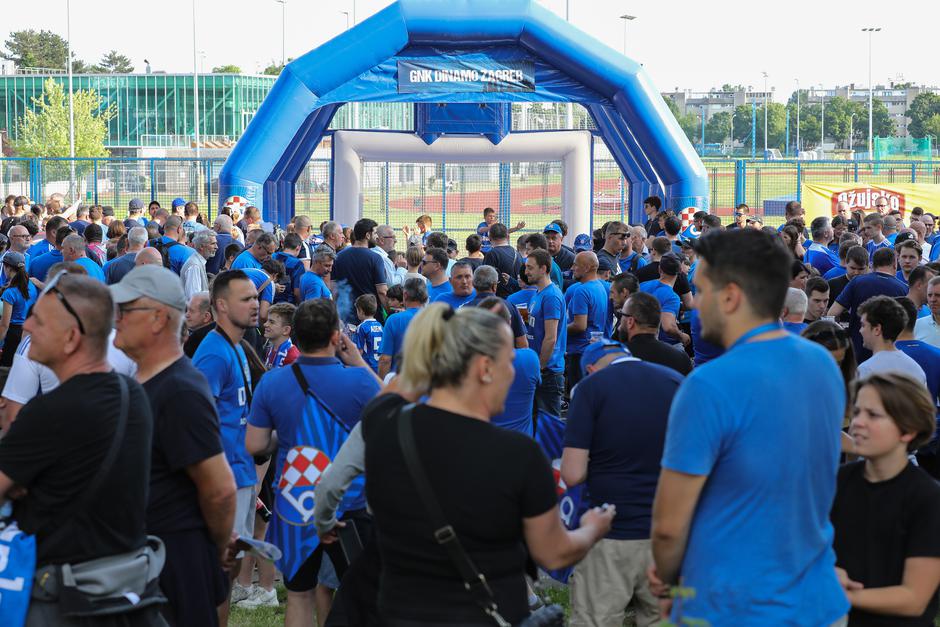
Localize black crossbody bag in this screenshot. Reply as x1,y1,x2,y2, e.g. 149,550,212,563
396,404,564,627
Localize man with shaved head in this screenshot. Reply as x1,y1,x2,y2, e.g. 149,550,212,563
565,250,611,390
136,247,164,267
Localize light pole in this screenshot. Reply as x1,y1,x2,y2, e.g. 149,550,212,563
862,27,882,160
620,14,636,56
849,113,855,153
729,110,735,151
794,78,801,155
340,10,349,30
817,86,825,156
565,2,573,129
192,0,201,158
762,71,769,158
66,0,75,198
275,0,287,67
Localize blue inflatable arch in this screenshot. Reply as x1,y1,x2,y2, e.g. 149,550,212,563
218,0,708,227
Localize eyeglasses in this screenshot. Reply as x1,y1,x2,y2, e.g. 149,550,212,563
116,305,158,319
609,232,629,239
41,270,86,335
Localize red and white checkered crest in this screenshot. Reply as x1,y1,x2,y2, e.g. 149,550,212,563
679,207,697,229
224,195,250,213
278,446,331,490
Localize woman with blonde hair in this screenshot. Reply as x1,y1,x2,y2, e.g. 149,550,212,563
360,303,613,624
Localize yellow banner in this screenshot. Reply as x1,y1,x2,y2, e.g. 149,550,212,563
801,183,940,221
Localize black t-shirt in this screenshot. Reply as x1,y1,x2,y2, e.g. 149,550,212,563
828,274,851,308
552,246,575,272
0,373,153,566
332,247,387,320
627,334,693,375
184,322,216,358
362,394,557,623
144,358,224,535
635,261,691,296
465,294,527,340
483,245,523,298
831,461,940,627
457,257,484,271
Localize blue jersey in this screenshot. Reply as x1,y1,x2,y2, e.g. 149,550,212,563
241,268,274,303
477,221,493,252
355,319,384,372
896,340,940,412
380,307,421,372
491,348,541,434
299,272,332,301
432,289,477,309
231,249,263,271
527,283,566,373
192,329,255,488
160,236,195,274
28,250,63,282
617,251,649,274
427,280,452,302
27,240,53,260
805,243,839,276
640,280,681,344
507,287,536,309
565,279,609,355
823,265,846,280
75,256,105,282
662,334,848,625
1,282,38,325
865,238,892,261
272,252,306,304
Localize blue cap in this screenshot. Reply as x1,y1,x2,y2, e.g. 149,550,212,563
128,198,143,211
543,223,563,235
171,197,186,208
573,233,592,252
580,340,630,378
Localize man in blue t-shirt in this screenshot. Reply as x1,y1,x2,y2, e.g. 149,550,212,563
378,278,428,379
61,234,105,282
650,229,849,627
231,232,276,272
299,247,335,302
27,215,67,261
524,249,566,417
157,217,196,275
563,352,683,625
246,299,381,617
863,213,891,261
192,270,261,559
331,219,388,324
273,233,307,304
564,251,610,391
420,246,452,303
895,297,940,415
639,255,689,347
804,217,840,276
829,247,907,362
431,261,476,309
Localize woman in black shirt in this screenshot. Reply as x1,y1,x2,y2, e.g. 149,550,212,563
362,303,614,625
831,373,940,626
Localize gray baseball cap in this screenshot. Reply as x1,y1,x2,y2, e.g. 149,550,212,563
110,265,186,311
128,198,144,211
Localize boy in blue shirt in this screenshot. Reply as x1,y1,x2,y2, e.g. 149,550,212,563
524,249,566,417
263,302,300,368
354,294,383,373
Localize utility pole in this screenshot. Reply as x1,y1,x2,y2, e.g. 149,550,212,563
276,0,287,67
66,0,76,198
862,27,882,160
192,0,201,158
619,14,636,56
762,71,769,158
794,78,800,155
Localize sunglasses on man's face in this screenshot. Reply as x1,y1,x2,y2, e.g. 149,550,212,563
41,270,86,335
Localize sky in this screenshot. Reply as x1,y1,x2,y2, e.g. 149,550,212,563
2,0,938,102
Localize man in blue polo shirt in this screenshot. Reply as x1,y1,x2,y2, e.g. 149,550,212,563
231,232,276,271
525,249,566,417
246,298,380,624
650,228,848,627
153,216,195,275
420,247,452,302
562,339,682,625
804,216,839,275
28,215,67,260
299,247,334,302
192,270,260,620
828,247,907,362
565,251,609,391
378,278,427,379
61,234,105,282
639,254,689,347
863,213,891,261
432,261,476,309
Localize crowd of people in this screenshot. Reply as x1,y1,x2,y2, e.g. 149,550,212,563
0,190,938,627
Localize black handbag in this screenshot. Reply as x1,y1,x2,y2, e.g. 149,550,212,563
396,404,565,627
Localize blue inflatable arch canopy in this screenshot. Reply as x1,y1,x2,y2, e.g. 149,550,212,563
218,0,708,228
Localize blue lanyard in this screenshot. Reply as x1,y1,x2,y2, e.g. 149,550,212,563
729,322,784,351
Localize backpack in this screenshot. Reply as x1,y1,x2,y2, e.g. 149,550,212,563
148,238,180,270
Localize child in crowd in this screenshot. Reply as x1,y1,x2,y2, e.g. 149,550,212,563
262,302,299,368
354,294,383,373
831,372,940,626
385,284,404,315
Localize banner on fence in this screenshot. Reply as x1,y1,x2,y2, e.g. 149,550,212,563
801,183,940,221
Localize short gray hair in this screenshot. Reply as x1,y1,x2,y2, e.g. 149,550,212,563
784,287,808,316
192,229,217,249
322,221,341,237
472,265,498,292
61,233,86,254
313,246,336,263
128,226,149,246
213,214,233,233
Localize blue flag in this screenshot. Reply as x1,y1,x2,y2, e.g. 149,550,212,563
266,394,364,580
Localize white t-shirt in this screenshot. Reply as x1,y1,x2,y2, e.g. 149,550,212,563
857,349,927,384
2,330,137,404
914,316,940,349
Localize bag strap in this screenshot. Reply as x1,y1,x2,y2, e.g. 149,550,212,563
214,327,253,406
42,374,130,547
396,404,510,627
291,363,351,434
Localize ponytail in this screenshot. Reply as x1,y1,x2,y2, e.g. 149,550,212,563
398,303,509,393
3,263,29,300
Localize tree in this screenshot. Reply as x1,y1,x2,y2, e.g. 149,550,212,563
906,92,940,138
262,58,294,76
704,111,731,144
1,29,87,72
91,50,133,73
11,78,115,158
212,64,242,74
720,83,747,93
923,114,940,144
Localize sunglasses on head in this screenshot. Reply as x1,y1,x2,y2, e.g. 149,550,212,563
41,270,86,335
